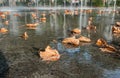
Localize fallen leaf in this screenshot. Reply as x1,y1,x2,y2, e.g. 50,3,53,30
20,32,28,40
78,36,91,42
96,38,107,47
62,37,80,46
39,46,60,62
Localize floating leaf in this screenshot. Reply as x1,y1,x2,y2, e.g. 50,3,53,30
4,21,9,25
71,28,81,34
100,45,117,53
0,28,8,33
20,32,28,40
78,36,91,42
40,17,46,22
112,26,120,34
115,22,120,26
62,37,80,46
26,23,39,27
96,38,107,47
39,46,60,62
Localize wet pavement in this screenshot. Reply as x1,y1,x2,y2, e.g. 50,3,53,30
0,9,120,78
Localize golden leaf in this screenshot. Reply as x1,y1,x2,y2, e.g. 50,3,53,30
39,45,60,62
62,37,80,46
20,32,28,40
0,28,8,33
96,38,107,47
71,28,81,34
78,36,91,42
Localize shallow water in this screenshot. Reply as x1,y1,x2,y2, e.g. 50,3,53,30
0,10,120,78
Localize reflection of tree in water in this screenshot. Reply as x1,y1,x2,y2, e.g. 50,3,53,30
0,50,9,78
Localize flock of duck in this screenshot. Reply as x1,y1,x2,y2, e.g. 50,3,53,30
0,9,120,62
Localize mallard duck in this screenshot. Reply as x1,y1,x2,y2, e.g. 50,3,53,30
0,28,8,33
39,45,60,61
78,36,91,42
62,36,80,46
20,32,28,40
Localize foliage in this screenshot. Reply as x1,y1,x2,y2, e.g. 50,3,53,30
92,0,103,7
116,0,120,6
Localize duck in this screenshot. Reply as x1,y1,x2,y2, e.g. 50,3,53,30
20,32,28,40
78,36,91,43
0,28,8,33
39,45,60,61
